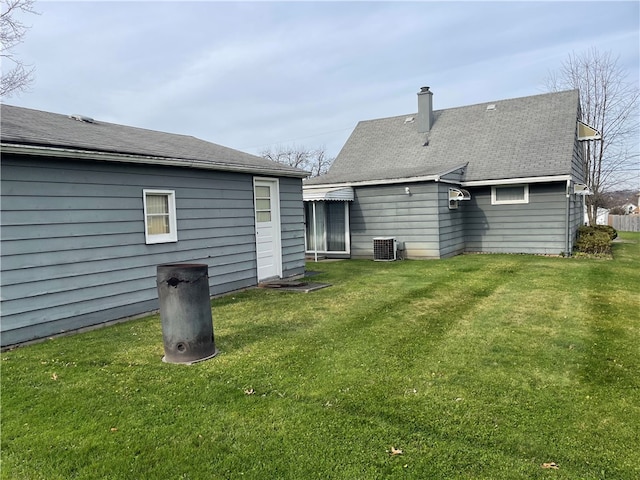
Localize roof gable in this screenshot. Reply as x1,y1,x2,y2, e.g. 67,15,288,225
306,89,580,186
0,104,307,178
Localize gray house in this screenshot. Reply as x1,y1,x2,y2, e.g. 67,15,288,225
304,88,598,260
1,104,308,347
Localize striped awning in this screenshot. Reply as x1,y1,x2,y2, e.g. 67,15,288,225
303,186,354,202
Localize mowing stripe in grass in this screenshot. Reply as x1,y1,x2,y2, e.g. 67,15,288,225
2,237,638,479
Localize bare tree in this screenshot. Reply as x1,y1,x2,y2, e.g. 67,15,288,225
261,144,333,177
546,48,640,225
1,0,38,97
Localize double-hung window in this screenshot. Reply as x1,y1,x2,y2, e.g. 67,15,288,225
143,189,177,244
491,185,529,205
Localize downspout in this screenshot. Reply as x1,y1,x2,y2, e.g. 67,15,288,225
565,179,572,257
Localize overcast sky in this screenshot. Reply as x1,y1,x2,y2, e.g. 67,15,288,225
6,0,640,172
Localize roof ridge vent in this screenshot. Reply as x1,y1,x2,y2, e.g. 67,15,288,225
69,114,95,123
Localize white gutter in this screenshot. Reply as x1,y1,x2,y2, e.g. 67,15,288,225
1,143,310,178
304,175,438,190
303,169,573,190
304,163,468,190
434,177,463,185
462,175,572,187
304,168,574,191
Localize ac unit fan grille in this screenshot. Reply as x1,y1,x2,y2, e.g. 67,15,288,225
373,237,396,261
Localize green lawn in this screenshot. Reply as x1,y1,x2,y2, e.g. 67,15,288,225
2,233,638,480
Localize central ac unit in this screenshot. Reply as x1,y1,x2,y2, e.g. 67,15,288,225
373,237,397,261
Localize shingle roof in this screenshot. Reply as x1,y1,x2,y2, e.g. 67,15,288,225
0,104,307,177
306,89,580,185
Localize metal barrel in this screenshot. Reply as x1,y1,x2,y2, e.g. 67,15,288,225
156,264,217,364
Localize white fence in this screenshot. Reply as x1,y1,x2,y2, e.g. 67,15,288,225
609,215,640,232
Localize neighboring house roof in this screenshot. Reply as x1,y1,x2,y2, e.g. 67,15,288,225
306,89,580,186
1,104,308,178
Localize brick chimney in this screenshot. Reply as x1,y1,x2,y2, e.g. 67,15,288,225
417,86,433,133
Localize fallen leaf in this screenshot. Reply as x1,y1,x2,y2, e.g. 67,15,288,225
541,462,559,469
390,447,403,456
51,373,58,380
110,427,118,432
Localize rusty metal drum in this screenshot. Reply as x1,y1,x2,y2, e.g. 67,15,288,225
156,264,217,364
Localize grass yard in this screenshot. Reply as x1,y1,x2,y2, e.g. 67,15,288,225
1,233,638,479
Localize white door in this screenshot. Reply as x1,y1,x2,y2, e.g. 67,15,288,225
254,178,282,281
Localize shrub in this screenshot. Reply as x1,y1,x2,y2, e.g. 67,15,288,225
575,226,612,255
594,224,618,240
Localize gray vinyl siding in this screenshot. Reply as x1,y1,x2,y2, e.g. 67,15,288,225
571,114,587,183
568,192,584,252
568,130,587,251
279,177,306,277
1,155,304,346
464,183,569,254
349,183,441,259
571,140,586,182
438,183,465,258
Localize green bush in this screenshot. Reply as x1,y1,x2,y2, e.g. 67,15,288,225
594,224,618,240
575,226,612,255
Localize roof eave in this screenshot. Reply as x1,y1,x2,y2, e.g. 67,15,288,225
1,143,310,178
304,163,468,189
462,175,573,187
306,173,577,190
304,175,440,190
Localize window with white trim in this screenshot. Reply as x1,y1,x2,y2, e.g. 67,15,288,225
304,201,350,254
491,185,529,205
143,189,177,244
